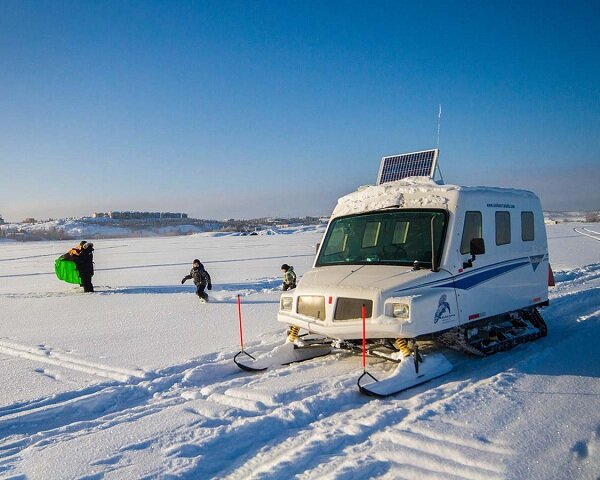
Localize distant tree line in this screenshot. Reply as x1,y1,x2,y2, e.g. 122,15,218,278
585,212,600,223
0,215,326,241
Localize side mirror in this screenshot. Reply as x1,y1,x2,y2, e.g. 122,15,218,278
470,238,485,255
463,238,485,269
315,243,320,255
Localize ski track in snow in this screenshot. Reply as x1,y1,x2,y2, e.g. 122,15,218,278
0,340,148,382
573,227,600,242
0,229,599,479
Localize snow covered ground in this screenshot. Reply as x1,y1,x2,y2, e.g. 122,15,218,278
0,223,598,479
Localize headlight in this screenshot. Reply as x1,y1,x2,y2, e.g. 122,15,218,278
280,296,293,311
392,303,410,319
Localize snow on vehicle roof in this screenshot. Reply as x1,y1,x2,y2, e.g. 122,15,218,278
332,176,538,218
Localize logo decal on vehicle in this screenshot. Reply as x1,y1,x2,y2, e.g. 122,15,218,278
529,255,545,272
434,294,455,324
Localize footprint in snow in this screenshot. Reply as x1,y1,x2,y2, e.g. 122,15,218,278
33,368,60,381
571,425,600,462
571,441,588,460
166,443,203,458
90,454,123,466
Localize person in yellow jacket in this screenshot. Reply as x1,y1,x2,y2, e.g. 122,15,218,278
60,241,87,288
66,240,86,259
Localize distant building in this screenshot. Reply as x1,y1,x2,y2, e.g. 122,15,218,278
92,211,189,220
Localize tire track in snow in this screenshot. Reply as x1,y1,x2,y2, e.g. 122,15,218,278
0,288,275,470
369,428,509,480
222,401,410,480
149,348,490,478
0,384,152,439
573,227,600,242
216,360,511,479
0,340,148,382
212,364,511,480
0,382,114,418
163,382,373,478
48,350,370,477
0,345,247,475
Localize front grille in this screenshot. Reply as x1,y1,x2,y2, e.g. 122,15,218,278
297,296,326,320
334,298,373,321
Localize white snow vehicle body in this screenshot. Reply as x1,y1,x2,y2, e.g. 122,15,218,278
236,153,551,396
278,178,550,351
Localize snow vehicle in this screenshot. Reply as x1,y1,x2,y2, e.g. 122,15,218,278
235,149,552,396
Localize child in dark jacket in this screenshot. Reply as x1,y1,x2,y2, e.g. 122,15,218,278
74,242,95,292
181,259,212,302
281,264,297,291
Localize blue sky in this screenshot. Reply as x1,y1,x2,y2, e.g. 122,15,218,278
1,1,598,221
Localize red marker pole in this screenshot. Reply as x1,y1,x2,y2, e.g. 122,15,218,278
237,294,245,352
361,304,367,371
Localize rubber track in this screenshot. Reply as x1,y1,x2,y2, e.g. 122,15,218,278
436,308,548,357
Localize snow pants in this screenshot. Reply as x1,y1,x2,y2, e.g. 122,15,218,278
195,284,208,301
81,274,94,293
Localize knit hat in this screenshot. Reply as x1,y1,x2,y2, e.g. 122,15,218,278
281,264,290,271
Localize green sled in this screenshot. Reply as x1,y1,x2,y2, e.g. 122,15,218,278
55,257,81,285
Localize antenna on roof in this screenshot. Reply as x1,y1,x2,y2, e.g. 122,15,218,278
434,105,445,184
436,104,442,149
375,106,446,185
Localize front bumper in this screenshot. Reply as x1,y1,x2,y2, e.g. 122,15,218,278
277,291,415,340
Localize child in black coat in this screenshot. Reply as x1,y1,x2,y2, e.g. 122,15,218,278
74,242,95,292
181,259,212,302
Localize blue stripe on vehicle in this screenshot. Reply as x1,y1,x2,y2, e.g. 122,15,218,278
393,257,531,294
447,260,530,290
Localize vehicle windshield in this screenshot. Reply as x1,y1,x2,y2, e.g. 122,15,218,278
316,209,447,267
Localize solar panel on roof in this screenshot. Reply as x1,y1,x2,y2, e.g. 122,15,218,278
376,149,439,185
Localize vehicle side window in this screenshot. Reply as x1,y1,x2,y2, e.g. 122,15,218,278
521,211,535,241
495,211,511,245
461,211,482,254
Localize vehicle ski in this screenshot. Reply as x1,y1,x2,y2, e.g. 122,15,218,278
358,353,453,397
234,340,331,372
